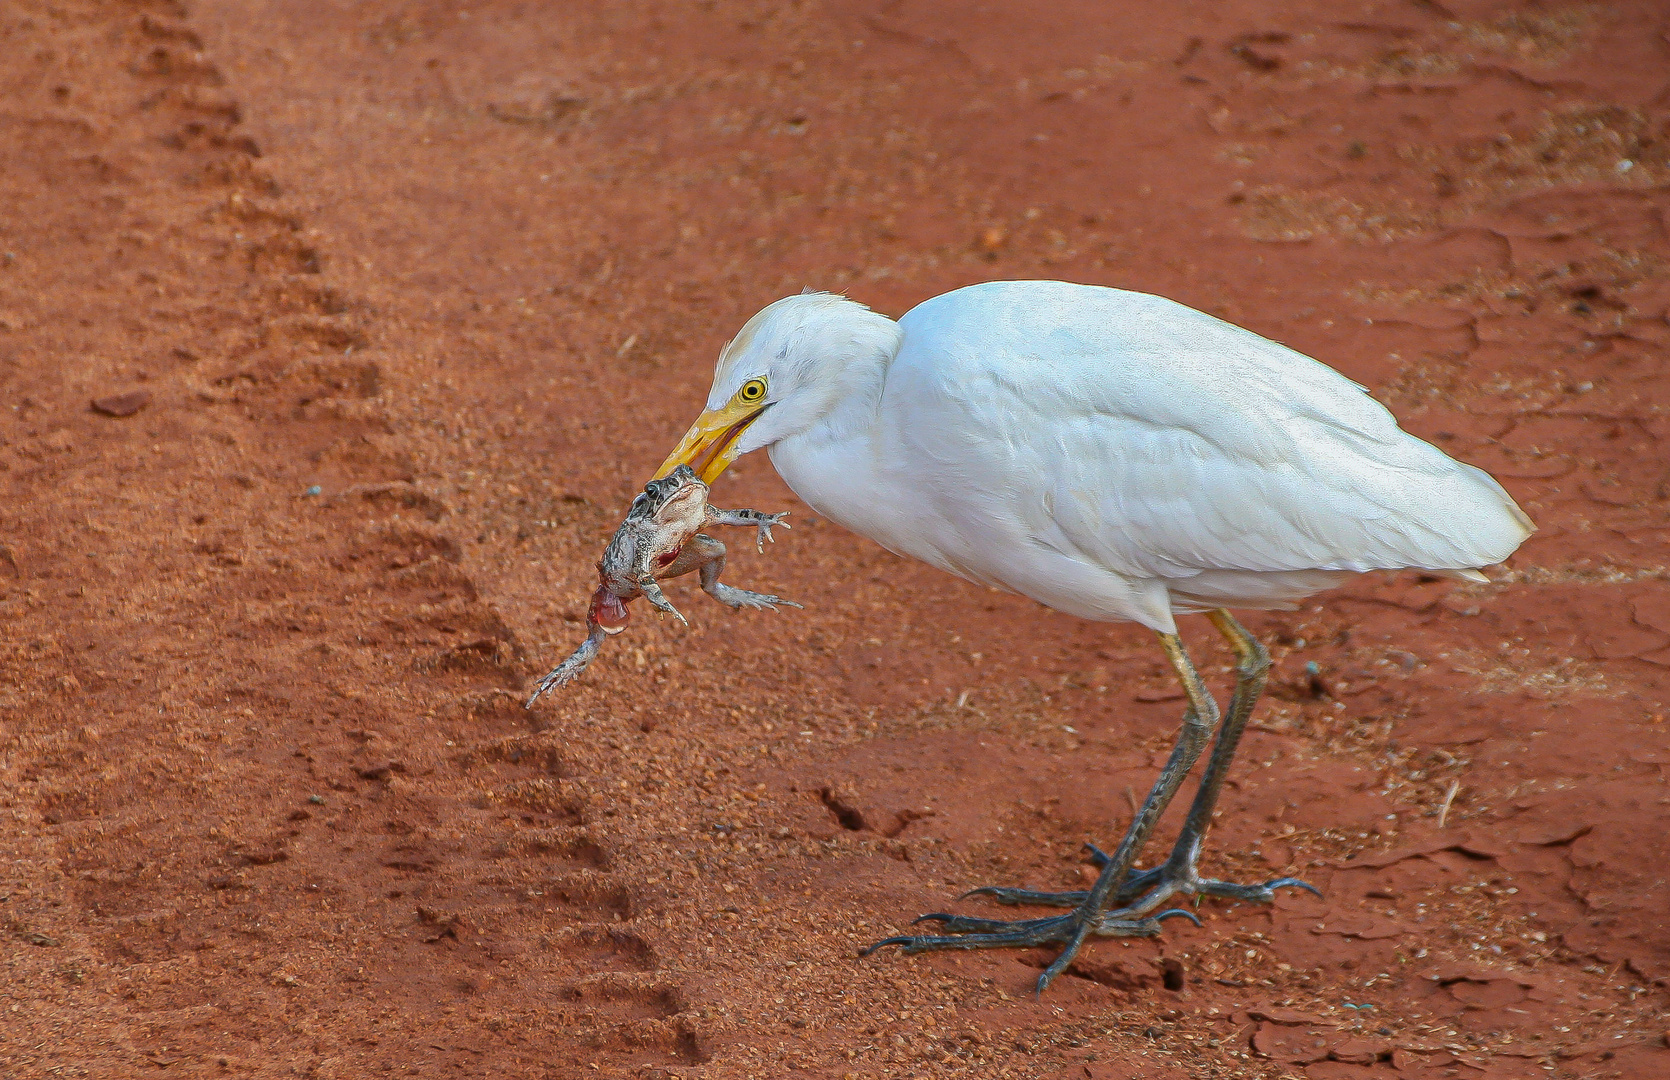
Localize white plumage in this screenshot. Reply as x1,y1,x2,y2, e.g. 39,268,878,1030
697,280,1531,633
655,279,1533,989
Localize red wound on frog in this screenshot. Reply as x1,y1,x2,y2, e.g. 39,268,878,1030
588,586,631,634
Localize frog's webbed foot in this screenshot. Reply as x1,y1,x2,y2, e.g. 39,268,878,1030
709,507,791,553
526,625,607,705
638,577,688,626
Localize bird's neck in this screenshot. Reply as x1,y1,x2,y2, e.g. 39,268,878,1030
765,340,892,530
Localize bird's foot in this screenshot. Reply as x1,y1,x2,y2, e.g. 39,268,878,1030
1102,851,1321,920
959,843,1320,917
861,904,1199,995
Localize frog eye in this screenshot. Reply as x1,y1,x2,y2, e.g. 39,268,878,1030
737,377,767,404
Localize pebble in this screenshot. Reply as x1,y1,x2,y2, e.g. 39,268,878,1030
90,389,151,417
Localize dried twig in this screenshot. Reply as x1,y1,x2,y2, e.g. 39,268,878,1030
1437,779,1461,828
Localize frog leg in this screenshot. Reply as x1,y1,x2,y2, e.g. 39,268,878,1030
682,534,802,611
637,575,688,626
656,538,715,581
526,587,630,704
525,625,607,705
707,507,791,553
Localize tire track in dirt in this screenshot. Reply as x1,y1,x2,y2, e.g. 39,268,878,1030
0,4,688,1076
182,1,1670,1077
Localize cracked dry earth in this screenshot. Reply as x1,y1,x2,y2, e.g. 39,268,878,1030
2,1,1669,1078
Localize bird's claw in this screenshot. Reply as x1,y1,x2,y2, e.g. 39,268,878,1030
1209,876,1322,903
864,906,1184,994
897,862,1314,983
862,913,1076,957
1102,869,1323,918
955,860,1169,910
958,885,1088,907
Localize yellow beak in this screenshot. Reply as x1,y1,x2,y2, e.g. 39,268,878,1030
654,400,768,484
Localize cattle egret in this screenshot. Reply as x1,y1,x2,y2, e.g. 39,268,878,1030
654,280,1533,993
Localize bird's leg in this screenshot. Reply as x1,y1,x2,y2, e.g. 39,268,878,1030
958,611,1318,914
1091,610,1319,918
864,631,1223,994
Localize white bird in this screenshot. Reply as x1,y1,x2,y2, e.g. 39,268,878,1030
653,280,1532,993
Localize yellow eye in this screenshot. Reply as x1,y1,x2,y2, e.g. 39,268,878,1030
738,378,767,403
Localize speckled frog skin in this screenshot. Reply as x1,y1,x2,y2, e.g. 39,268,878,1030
526,465,799,703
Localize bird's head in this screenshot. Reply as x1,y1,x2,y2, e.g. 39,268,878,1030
655,291,900,483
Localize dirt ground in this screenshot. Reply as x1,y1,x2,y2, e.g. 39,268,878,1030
2,0,1669,1077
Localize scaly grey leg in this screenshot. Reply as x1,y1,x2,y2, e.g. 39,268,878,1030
1093,611,1318,917
1121,610,1318,909
961,611,1318,917
864,630,1223,995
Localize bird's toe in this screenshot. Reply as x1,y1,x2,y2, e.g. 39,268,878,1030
959,885,1088,908
862,915,1078,957
910,911,1053,934
1198,875,1322,903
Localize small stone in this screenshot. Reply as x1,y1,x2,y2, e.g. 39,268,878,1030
90,389,151,417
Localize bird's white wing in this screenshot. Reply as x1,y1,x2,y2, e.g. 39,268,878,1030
887,282,1531,583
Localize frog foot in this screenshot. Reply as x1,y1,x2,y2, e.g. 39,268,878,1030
751,511,790,553
639,577,688,626
704,581,803,611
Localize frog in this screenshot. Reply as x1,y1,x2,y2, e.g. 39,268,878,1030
526,464,799,704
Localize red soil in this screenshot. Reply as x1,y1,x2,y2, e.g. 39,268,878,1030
2,1,1668,1077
